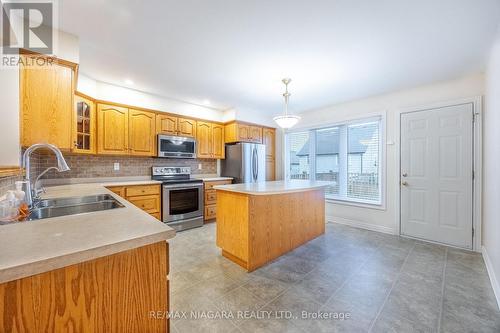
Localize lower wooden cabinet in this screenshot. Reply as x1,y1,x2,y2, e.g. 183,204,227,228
203,179,232,222
0,242,169,333
107,184,161,220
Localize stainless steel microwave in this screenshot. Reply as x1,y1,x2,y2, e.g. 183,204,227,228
157,135,196,158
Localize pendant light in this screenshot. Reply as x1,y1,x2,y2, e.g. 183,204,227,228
273,78,300,129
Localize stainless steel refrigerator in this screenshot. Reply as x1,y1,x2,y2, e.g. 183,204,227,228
221,143,266,183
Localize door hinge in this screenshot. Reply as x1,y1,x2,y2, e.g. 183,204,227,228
472,170,475,180
472,227,475,238
473,112,479,123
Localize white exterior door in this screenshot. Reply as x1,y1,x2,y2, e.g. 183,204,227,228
400,103,474,249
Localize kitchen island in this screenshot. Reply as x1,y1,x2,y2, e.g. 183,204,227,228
0,181,175,333
214,180,331,271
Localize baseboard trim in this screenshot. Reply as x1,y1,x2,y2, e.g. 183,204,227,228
326,216,397,235
482,246,500,310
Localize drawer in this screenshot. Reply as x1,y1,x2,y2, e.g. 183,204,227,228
204,204,216,220
127,195,160,213
125,184,160,197
107,186,125,198
150,211,161,220
204,180,232,190
205,190,217,205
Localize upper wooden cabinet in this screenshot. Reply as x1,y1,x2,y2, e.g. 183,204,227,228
129,109,156,156
178,118,196,137
197,121,225,159
156,114,177,135
97,104,129,155
156,114,196,137
263,128,276,159
196,121,212,158
249,126,263,143
72,94,96,154
20,56,74,149
263,128,276,181
212,124,225,159
225,122,262,143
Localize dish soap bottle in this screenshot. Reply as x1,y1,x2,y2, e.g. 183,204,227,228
14,181,28,220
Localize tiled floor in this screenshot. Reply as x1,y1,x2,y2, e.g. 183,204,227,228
168,222,500,333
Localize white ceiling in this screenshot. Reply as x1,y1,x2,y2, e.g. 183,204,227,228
59,0,500,115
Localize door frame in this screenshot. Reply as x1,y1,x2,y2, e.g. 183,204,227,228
394,96,483,252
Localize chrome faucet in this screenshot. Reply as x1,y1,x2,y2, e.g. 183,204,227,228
22,143,70,207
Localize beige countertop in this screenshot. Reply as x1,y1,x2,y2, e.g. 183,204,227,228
195,176,233,182
213,180,333,195
0,181,175,284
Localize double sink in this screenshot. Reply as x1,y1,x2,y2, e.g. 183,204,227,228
27,194,124,221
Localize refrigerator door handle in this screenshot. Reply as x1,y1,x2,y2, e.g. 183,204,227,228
255,148,259,181
252,147,257,181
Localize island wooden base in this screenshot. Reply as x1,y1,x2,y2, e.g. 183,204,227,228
0,242,169,333
216,189,325,272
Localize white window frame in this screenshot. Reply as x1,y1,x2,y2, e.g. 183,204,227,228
285,113,386,209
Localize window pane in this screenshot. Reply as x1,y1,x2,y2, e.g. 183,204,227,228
288,131,310,180
315,127,340,196
347,121,380,202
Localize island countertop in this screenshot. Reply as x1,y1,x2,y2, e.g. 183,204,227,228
0,181,175,284
213,180,333,195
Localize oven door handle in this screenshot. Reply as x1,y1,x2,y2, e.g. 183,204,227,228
163,183,203,189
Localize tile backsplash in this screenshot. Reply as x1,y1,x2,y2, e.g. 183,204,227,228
35,153,217,180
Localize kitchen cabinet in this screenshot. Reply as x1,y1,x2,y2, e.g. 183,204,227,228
178,117,197,137
263,128,276,180
197,121,225,159
203,179,232,221
224,122,262,143
156,114,177,135
249,126,263,143
129,109,156,156
97,104,129,155
212,124,225,159
20,55,74,149
156,114,196,138
0,242,169,333
196,121,212,158
106,184,161,220
72,93,96,154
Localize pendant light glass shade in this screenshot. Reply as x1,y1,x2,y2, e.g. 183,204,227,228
273,114,301,129
274,78,300,129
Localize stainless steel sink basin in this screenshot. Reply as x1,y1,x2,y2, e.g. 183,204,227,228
27,195,124,221
35,194,117,208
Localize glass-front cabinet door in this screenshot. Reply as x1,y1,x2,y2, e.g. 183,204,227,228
73,94,96,154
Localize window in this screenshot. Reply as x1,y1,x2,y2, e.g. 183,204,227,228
315,127,340,196
288,131,310,180
286,117,382,205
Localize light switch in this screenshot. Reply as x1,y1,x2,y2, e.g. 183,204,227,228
198,163,202,170
113,162,120,171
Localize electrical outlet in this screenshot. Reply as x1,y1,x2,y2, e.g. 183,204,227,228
198,163,202,170
113,162,120,171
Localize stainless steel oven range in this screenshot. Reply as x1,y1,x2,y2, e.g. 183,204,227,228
151,166,204,231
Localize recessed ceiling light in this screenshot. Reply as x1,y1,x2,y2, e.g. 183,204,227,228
124,79,134,85
203,99,211,106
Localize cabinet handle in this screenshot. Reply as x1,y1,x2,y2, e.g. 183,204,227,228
73,140,80,148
